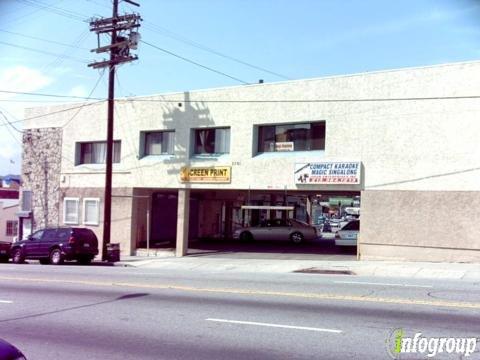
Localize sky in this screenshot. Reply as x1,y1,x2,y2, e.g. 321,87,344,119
0,0,479,175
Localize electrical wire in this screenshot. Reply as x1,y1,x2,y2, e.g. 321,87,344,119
143,22,291,81
61,70,106,128
3,88,480,103
0,29,90,50
0,40,90,63
0,90,103,101
0,101,105,127
15,0,90,22
141,40,250,85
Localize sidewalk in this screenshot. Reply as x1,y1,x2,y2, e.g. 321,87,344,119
114,250,480,281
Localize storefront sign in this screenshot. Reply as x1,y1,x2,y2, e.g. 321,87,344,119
275,142,294,151
294,162,361,184
180,166,231,183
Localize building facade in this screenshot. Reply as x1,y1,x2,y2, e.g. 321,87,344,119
21,61,480,262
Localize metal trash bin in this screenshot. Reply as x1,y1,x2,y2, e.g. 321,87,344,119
106,243,120,262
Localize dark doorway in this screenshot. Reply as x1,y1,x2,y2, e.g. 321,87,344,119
150,192,199,246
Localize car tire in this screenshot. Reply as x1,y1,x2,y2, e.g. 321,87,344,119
12,248,24,264
78,256,92,265
290,232,304,244
49,248,64,265
39,258,50,265
240,232,253,242
0,256,8,263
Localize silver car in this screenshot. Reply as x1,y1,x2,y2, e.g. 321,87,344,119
233,218,318,244
335,220,359,246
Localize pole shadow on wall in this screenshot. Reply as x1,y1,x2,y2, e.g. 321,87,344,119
148,92,215,249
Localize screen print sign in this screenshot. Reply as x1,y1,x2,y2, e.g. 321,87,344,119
294,162,361,184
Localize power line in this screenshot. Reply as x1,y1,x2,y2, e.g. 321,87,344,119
142,22,291,81
141,40,250,85
0,90,103,100
0,101,105,127
0,40,90,63
61,70,106,128
15,0,89,22
0,29,90,50
2,88,480,104
0,109,23,135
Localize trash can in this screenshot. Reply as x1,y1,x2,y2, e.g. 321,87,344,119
106,243,120,262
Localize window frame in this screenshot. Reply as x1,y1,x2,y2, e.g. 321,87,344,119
193,127,230,156
5,220,18,237
257,121,326,154
142,130,175,157
83,198,100,226
76,140,122,165
63,197,80,225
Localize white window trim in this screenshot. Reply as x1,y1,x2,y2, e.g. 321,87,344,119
63,197,79,225
83,198,100,226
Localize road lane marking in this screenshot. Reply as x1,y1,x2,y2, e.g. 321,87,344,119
206,318,342,333
0,275,478,310
0,300,13,304
333,280,433,288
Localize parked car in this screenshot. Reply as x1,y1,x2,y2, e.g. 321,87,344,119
233,218,318,244
0,338,26,359
0,241,11,263
335,220,360,246
10,227,99,265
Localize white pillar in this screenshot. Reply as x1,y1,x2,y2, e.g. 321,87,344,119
176,188,190,257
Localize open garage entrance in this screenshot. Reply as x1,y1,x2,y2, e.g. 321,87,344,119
133,188,360,260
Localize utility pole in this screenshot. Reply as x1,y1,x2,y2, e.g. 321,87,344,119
88,0,141,261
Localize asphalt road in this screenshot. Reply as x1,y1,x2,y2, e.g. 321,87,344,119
0,263,479,360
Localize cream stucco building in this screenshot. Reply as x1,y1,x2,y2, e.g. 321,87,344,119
20,61,480,262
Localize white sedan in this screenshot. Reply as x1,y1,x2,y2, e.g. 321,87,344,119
233,218,318,244
335,220,359,246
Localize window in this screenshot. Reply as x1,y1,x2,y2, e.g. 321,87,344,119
257,121,325,153
143,131,174,156
42,229,57,242
342,220,360,231
31,230,44,241
64,198,79,224
21,190,32,211
83,198,100,225
5,221,18,236
77,141,121,164
194,127,230,155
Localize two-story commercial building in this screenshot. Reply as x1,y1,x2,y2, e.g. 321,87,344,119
21,61,480,262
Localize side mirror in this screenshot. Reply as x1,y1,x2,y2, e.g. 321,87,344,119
27,235,33,241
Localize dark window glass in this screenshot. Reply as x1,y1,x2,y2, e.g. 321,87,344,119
342,221,360,231
56,229,71,241
42,229,57,241
31,230,44,241
78,141,121,164
257,122,325,153
194,128,230,154
258,125,275,152
273,219,289,227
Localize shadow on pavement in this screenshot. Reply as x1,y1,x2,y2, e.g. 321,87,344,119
183,238,357,261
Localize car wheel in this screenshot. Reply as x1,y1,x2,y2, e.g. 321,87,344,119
12,248,24,264
49,249,64,265
78,256,92,265
0,255,8,263
39,258,50,265
240,232,253,242
290,232,304,244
